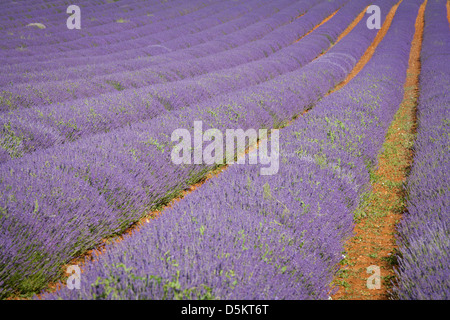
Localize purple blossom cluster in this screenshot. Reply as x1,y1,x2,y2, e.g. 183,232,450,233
1,0,233,54
39,0,422,299
0,0,287,85
0,0,355,161
1,0,399,297
0,0,298,101
392,0,450,300
0,0,320,110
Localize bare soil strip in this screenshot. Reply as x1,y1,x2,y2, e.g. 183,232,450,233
447,0,450,25
26,5,382,300
330,0,402,94
282,5,368,127
294,8,340,44
331,0,425,300
335,5,368,44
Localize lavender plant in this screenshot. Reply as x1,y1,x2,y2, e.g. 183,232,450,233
392,0,450,300
40,0,423,300
0,0,354,160
0,0,311,109
2,0,400,298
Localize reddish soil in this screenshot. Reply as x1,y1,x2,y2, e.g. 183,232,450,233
294,8,340,43
335,6,368,43
447,0,450,25
30,164,229,300
25,3,403,300
330,1,402,94
331,0,425,300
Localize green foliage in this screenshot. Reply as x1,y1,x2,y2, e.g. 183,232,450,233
1,121,23,159
91,262,216,300
263,182,272,201
105,80,125,91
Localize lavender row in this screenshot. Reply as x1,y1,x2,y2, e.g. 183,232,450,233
0,0,305,87
0,0,183,49
0,0,242,59
0,0,331,115
392,0,450,300
0,0,217,45
0,0,294,88
0,0,142,28
0,0,249,60
0,0,265,85
41,0,422,300
0,0,254,56
2,2,338,152
0,0,364,163
0,0,296,89
0,0,397,298
0,0,150,21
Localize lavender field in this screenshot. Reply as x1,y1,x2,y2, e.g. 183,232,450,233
0,0,448,300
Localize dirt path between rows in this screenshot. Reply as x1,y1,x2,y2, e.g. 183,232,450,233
25,4,381,300
447,0,450,26
330,0,402,94
294,8,340,44
331,0,425,300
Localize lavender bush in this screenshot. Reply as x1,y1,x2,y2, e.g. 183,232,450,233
392,0,450,300
0,0,292,84
1,0,399,298
0,0,354,160
40,0,421,300
0,0,312,110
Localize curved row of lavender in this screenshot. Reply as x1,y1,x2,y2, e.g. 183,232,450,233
1,0,171,31
0,0,265,84
392,0,450,300
1,0,227,69
0,0,396,297
0,0,288,76
0,0,152,33
0,0,323,296
0,0,226,52
0,0,275,72
0,0,354,162
41,0,422,300
0,0,318,110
